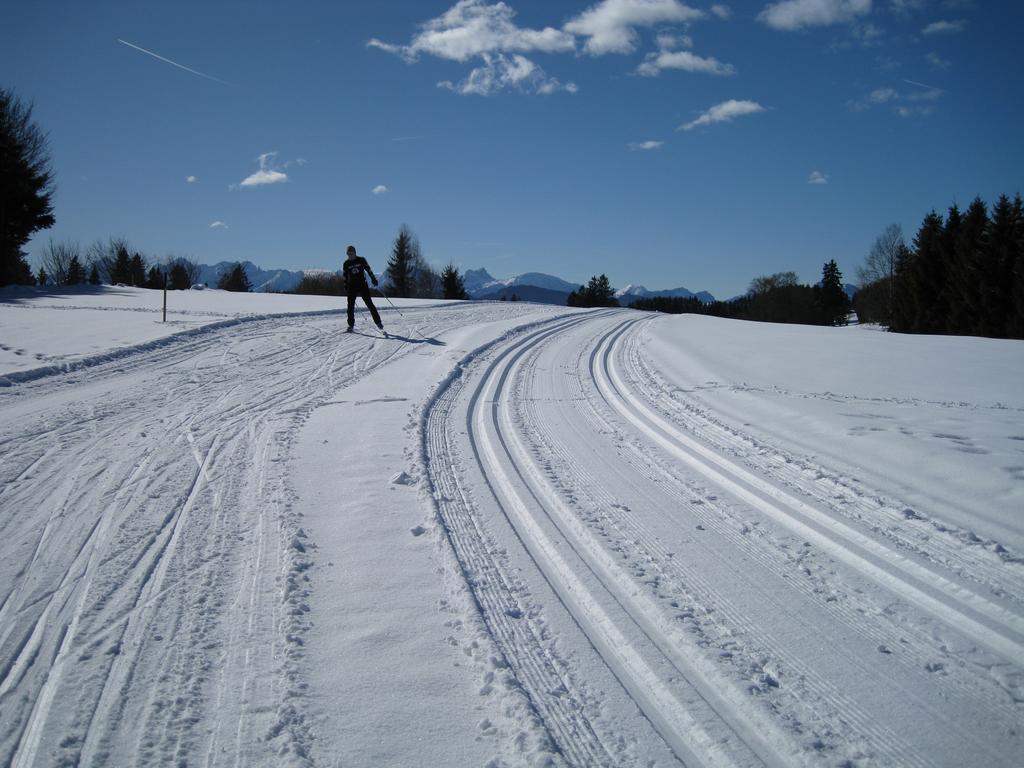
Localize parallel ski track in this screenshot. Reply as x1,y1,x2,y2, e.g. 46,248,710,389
623,325,1024,605
515,318,931,767
424,313,616,767
599,321,1022,723
424,311,813,767
594,318,1024,666
517,313,1023,765
0,307,446,767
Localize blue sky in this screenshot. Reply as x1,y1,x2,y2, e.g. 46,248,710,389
3,0,1021,298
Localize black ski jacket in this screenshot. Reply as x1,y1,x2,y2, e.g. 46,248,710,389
342,256,377,292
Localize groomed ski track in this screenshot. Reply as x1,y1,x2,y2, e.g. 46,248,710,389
1,303,1021,766
422,309,1024,767
0,302,540,767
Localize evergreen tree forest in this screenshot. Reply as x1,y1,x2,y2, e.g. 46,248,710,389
863,195,1024,339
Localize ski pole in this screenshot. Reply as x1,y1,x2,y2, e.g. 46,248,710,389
375,286,406,318
375,286,424,338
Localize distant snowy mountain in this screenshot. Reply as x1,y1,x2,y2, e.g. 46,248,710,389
465,268,580,298
474,285,572,305
465,269,714,305
462,268,497,295
196,261,312,293
615,284,716,306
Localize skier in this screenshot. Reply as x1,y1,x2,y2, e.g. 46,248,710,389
342,245,384,334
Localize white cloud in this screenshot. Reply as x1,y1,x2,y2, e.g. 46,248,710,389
209,220,228,229
895,104,935,117
370,2,579,95
679,99,766,130
758,0,872,31
368,0,574,62
372,185,389,195
889,0,926,16
628,140,664,150
926,51,951,69
922,18,965,34
711,4,733,19
637,49,735,76
238,151,289,188
655,32,693,49
848,81,942,115
239,170,287,187
186,175,198,183
808,170,829,184
852,22,885,44
565,0,706,56
438,52,576,95
848,86,898,110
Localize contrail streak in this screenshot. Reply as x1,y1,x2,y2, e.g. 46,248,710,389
117,39,232,86
903,78,940,91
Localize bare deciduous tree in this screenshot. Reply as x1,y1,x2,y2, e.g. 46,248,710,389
857,223,905,324
39,239,80,285
86,236,131,283
858,223,904,287
749,271,799,295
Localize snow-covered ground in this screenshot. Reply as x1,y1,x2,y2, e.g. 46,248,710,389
1,287,1021,767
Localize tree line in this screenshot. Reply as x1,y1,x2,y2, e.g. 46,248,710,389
292,224,470,300
854,195,1024,339
609,262,851,327
33,237,216,289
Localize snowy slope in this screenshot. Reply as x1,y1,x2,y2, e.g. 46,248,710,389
1,291,1022,767
0,284,411,379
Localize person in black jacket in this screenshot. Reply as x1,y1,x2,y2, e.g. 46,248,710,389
342,245,384,332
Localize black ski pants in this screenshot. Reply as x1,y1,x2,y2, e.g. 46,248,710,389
347,284,382,328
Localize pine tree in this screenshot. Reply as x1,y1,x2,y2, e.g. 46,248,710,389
110,244,132,284
440,262,468,299
819,260,849,325
1010,195,1024,339
129,253,147,287
587,274,618,307
217,262,251,292
894,211,943,333
568,275,619,308
169,262,190,290
89,264,101,285
36,267,47,286
66,255,87,285
145,266,163,289
946,199,989,335
984,195,1019,338
385,225,416,298
931,204,962,333
1,89,55,285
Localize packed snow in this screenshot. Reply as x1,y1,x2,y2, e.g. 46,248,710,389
1,285,1022,767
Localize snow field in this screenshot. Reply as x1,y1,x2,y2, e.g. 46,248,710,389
1,289,1022,767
